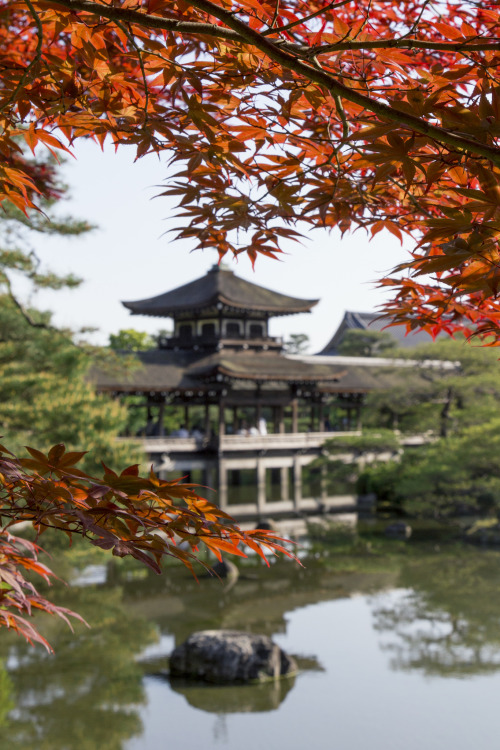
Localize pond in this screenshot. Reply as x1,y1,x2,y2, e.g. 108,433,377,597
2,537,500,750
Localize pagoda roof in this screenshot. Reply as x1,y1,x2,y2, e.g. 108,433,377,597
92,349,378,393
122,264,318,318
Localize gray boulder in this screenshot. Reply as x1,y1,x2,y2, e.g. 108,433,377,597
210,559,239,581
169,630,297,684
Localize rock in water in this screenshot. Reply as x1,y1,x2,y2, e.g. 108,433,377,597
210,559,239,581
169,630,297,684
384,521,412,540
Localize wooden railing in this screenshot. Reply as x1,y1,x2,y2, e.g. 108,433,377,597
129,430,361,454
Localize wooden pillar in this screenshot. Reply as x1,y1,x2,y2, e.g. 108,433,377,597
158,400,165,437
272,406,279,434
293,456,302,511
278,406,285,434
203,464,215,489
218,401,225,437
280,466,289,502
345,408,351,431
291,398,299,434
184,404,189,431
319,402,325,432
218,459,228,511
204,403,211,438
320,464,327,502
356,404,362,431
257,459,266,513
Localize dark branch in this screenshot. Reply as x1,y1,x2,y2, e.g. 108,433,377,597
43,0,500,166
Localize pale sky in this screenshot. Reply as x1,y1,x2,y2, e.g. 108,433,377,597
23,139,412,353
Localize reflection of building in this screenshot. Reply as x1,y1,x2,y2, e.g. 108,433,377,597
95,265,378,518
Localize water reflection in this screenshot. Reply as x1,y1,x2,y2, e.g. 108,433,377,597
371,552,500,677
122,557,397,648
169,673,296,713
5,547,500,750
0,587,157,750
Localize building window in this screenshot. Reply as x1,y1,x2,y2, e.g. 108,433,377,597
226,322,241,337
249,323,264,338
202,322,216,337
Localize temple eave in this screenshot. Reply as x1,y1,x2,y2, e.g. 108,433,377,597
122,298,318,318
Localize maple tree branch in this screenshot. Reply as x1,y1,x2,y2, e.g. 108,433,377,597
3,0,44,112
185,0,500,166
47,1,500,53
313,36,500,55
114,19,150,127
352,0,372,40
49,0,244,41
261,0,351,36
400,0,433,40
269,0,280,31
41,0,500,165
313,54,348,140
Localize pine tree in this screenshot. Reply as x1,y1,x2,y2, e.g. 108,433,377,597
0,152,140,472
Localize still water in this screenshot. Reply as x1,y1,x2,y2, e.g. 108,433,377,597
2,543,500,750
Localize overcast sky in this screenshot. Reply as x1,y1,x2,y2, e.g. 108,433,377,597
22,139,413,353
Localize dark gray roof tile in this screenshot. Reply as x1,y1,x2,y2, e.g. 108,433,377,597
123,264,318,318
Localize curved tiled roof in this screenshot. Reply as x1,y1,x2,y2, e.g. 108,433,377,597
123,264,318,318
92,349,376,393
319,310,437,354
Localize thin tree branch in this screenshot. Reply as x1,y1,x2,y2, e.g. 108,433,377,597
50,0,244,41
1,273,50,329
400,0,433,40
269,0,280,31
313,54,348,140
261,0,351,37
114,19,150,128
352,0,371,40
2,0,44,113
42,0,500,165
313,36,500,56
186,0,500,166
48,0,500,53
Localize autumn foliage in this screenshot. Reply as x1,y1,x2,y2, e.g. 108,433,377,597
2,0,500,339
3,0,500,647
0,443,293,650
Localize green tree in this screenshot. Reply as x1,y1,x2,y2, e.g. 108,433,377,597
372,552,500,677
284,333,310,355
0,586,157,750
0,152,141,473
0,151,92,321
0,297,141,474
109,329,155,352
359,417,500,518
338,330,398,358
364,338,500,437
314,430,401,497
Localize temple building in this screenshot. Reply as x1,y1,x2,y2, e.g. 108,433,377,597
319,310,439,354
94,265,379,519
